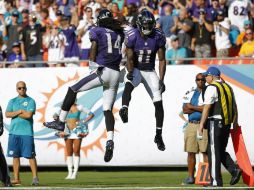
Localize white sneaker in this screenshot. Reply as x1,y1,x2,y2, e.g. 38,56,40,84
70,172,77,179
65,173,73,179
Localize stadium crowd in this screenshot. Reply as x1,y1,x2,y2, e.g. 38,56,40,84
0,0,253,68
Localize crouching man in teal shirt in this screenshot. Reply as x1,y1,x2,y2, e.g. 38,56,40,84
5,81,39,186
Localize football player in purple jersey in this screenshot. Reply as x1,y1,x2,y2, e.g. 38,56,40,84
44,9,124,162
119,9,167,151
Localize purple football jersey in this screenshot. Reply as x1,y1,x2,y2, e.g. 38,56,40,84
62,26,80,58
89,27,124,71
125,28,166,70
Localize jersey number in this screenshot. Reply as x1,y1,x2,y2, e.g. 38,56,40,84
233,6,246,16
138,50,152,64
105,33,121,54
30,31,37,45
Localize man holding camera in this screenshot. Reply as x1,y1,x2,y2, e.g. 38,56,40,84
213,9,231,57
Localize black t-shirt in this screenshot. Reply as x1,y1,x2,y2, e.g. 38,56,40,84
6,24,22,54
193,21,212,45
21,24,46,56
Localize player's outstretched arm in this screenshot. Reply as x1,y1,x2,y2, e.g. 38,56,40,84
126,47,134,72
158,47,166,81
89,41,98,62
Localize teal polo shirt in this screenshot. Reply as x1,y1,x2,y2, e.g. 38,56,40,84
6,96,36,136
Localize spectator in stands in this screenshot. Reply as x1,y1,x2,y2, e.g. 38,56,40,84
54,10,63,27
111,3,124,20
55,104,94,179
7,42,24,68
208,0,221,22
239,28,254,57
5,81,39,186
48,3,58,23
4,0,21,25
139,0,156,13
228,0,252,45
228,0,251,33
20,14,46,67
191,0,212,21
57,0,76,19
83,0,101,18
166,35,188,64
191,8,213,58
213,9,231,57
77,6,94,66
44,26,65,67
33,2,42,21
125,3,138,27
21,9,29,27
112,0,125,11
236,20,253,46
156,5,174,50
0,36,6,68
172,8,193,56
2,10,23,56
60,16,80,67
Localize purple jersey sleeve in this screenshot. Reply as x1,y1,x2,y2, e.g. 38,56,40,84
89,27,99,42
124,28,137,48
155,29,166,49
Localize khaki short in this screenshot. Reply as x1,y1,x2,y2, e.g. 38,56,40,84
184,123,208,153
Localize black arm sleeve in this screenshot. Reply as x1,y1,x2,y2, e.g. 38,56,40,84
0,106,3,136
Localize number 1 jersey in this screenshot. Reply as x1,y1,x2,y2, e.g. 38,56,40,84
89,27,124,71
125,28,166,71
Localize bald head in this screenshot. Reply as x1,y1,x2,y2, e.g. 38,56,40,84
16,81,27,97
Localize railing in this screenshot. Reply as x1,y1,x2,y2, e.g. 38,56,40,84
0,57,254,68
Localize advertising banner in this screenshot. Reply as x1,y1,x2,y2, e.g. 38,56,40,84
0,65,253,166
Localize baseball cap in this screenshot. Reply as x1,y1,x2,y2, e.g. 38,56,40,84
22,9,29,14
12,42,20,48
170,34,178,41
217,9,224,16
199,8,206,14
244,20,251,26
203,66,221,77
56,10,62,16
12,10,19,17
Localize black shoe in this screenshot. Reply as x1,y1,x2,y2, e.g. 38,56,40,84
154,134,165,151
230,168,242,185
182,177,195,185
104,140,114,162
4,183,12,187
119,107,128,123
43,120,65,131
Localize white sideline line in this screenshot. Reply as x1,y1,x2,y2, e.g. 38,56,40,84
1,186,253,190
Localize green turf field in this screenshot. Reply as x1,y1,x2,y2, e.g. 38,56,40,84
0,171,251,189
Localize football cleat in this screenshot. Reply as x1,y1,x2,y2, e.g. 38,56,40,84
43,120,65,131
119,107,128,123
154,134,166,151
104,140,114,162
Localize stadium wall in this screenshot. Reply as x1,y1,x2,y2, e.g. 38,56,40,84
0,65,253,166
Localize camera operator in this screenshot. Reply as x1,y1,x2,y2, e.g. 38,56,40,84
213,9,231,58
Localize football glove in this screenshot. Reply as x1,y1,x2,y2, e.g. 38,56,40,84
159,80,166,93
127,71,133,81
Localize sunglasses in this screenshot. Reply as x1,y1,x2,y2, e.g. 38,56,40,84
17,87,26,90
196,78,205,81
246,32,253,35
